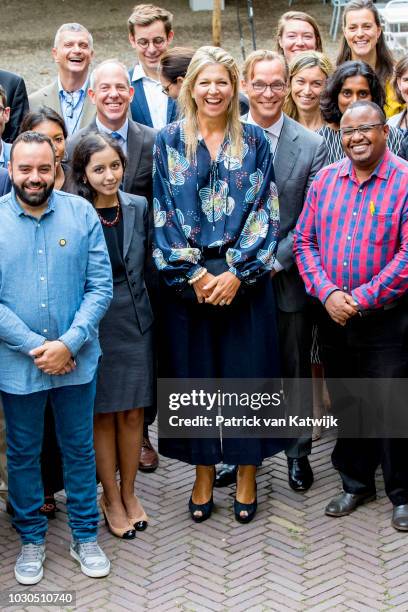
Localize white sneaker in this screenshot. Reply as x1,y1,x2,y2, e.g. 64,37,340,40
70,540,110,578
14,543,45,585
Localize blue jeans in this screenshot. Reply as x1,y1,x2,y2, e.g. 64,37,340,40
2,377,98,544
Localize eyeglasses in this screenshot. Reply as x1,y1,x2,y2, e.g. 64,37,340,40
340,123,385,137
136,36,167,49
251,81,286,94
161,80,176,96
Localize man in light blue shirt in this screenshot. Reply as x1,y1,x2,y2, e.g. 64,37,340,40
0,131,113,585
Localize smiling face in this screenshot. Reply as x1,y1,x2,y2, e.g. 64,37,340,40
9,141,55,208
338,75,372,115
341,105,388,169
52,30,93,82
85,145,124,200
242,59,287,128
192,63,234,121
291,65,326,114
343,8,381,62
31,120,65,167
129,21,173,77
397,68,408,104
88,64,134,130
279,19,317,63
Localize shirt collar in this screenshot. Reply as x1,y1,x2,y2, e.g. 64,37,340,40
96,117,129,141
247,111,284,137
57,76,88,96
339,148,392,181
10,188,56,217
131,63,160,84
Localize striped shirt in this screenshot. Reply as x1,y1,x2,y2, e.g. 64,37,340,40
294,149,408,310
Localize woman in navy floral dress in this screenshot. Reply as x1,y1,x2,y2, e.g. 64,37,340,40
153,46,285,523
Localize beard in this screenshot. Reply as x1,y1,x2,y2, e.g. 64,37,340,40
12,179,55,207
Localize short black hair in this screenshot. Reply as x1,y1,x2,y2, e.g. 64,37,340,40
19,106,67,139
341,100,386,125
10,131,55,163
320,60,385,126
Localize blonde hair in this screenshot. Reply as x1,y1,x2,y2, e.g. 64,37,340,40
242,49,288,83
178,46,243,161
284,51,333,120
128,4,173,36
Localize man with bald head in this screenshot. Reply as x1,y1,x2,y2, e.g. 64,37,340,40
67,59,155,203
295,101,408,530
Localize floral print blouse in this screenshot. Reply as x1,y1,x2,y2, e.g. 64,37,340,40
152,120,280,287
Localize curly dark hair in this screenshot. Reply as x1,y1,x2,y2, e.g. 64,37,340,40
67,131,126,205
320,60,385,125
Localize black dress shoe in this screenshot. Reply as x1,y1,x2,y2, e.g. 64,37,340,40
214,464,237,488
287,456,314,491
392,504,408,531
325,491,376,517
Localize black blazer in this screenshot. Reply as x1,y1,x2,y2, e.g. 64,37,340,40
0,70,29,143
119,190,154,334
66,117,156,204
0,168,11,195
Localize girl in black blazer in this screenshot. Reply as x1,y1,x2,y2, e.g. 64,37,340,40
69,132,154,540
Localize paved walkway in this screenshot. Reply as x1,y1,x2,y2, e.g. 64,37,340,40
1,430,408,611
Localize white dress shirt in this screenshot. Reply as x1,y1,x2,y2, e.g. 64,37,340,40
132,64,168,129
96,117,129,156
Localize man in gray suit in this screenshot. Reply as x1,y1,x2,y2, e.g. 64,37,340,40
215,50,327,491
29,23,95,136
67,59,158,471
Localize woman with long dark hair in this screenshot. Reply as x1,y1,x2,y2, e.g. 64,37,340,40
69,132,154,539
336,0,402,117
319,61,402,163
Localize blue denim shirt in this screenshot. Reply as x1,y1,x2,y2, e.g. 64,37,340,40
0,189,113,394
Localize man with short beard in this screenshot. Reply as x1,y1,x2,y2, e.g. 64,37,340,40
0,131,113,584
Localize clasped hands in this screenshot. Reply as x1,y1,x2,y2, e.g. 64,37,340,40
29,340,76,376
193,271,241,306
325,290,359,326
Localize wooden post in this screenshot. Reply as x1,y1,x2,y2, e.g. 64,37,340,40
212,0,222,46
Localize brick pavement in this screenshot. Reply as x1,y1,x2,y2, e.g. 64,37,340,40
1,430,408,612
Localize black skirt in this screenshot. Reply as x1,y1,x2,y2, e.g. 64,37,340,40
95,280,153,413
157,269,286,465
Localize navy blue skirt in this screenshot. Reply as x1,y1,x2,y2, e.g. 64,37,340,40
157,269,286,465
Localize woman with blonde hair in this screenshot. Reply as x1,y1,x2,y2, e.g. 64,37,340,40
276,11,323,63
153,46,284,524
284,51,333,131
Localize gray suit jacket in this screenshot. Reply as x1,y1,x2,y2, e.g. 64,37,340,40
243,114,327,312
28,80,96,132
119,190,154,333
66,117,156,204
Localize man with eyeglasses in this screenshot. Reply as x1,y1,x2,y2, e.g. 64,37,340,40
214,49,327,495
295,101,408,530
127,4,177,131
29,23,95,136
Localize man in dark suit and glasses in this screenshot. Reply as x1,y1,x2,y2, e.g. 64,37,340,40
67,59,159,471
0,70,29,142
215,50,327,492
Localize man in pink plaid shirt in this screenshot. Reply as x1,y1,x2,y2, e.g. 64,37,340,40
295,100,408,531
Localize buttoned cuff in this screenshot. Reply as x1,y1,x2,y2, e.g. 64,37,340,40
21,332,47,356
319,283,341,305
59,329,86,357
185,264,205,280
351,288,369,310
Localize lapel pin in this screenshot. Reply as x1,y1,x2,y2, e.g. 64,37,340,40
59,238,67,247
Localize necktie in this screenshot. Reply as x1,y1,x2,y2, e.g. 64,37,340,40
111,132,122,142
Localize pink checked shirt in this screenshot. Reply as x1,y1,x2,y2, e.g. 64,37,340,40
294,149,408,310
